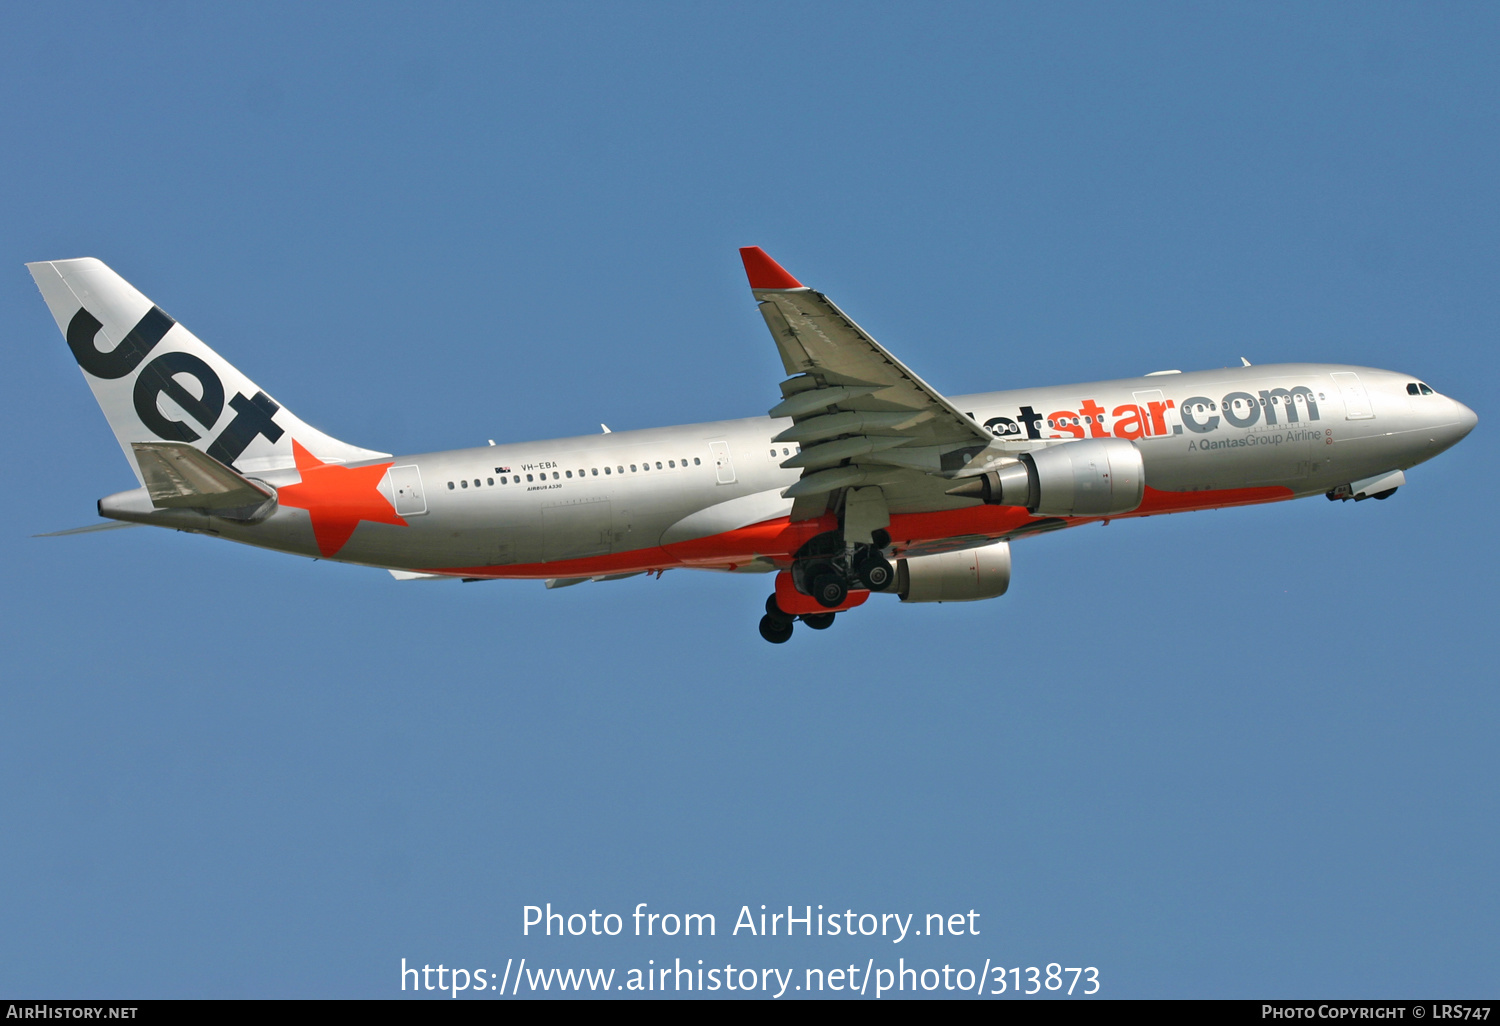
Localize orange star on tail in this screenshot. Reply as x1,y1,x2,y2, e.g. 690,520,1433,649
276,440,405,556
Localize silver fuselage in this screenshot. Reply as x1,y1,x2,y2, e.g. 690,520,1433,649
100,363,1477,577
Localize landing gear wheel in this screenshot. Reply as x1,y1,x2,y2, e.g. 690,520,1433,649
802,612,835,630
759,614,794,644
766,594,790,620
857,555,894,592
811,572,848,609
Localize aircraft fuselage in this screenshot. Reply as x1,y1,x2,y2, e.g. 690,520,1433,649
98,362,1476,580
31,252,1475,640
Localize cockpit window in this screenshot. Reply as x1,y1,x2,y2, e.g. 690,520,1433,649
1407,383,1420,395
1419,383,1434,395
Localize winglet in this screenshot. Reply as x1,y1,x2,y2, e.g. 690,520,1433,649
739,247,804,290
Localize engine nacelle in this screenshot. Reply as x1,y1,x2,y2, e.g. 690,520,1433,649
949,438,1145,517
897,543,1011,603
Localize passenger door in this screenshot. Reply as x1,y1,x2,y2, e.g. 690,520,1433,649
1330,372,1375,420
387,465,428,516
1131,389,1183,438
709,440,736,484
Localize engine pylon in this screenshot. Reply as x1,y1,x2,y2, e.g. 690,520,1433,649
945,461,1035,507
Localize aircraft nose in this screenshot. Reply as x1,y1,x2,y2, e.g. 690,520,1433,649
1430,397,1478,452
1451,398,1478,440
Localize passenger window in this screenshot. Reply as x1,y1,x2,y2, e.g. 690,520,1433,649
474,479,481,487
781,448,789,456
770,449,777,457
552,472,559,480
447,482,455,490
461,480,468,488
655,461,663,469
566,470,572,478
630,464,637,472
694,458,700,465
669,460,675,468
617,466,624,473
487,477,494,485
1420,383,1434,395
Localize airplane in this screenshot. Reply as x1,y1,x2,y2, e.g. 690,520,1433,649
28,248,1477,643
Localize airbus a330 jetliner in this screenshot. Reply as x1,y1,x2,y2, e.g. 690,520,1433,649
30,249,1477,642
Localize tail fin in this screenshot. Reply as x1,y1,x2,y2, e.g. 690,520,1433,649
28,258,388,483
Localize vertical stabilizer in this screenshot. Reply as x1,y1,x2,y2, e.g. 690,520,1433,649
28,258,388,483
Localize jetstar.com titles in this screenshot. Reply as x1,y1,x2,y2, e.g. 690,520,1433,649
973,385,1324,442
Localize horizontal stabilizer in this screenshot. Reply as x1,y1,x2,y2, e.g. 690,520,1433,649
132,441,274,510
33,521,141,538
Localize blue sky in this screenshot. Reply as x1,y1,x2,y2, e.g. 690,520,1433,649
2,1,1496,998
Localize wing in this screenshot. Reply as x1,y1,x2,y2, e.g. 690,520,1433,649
740,247,1001,522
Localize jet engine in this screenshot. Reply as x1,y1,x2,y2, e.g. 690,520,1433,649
897,543,1011,603
947,438,1145,517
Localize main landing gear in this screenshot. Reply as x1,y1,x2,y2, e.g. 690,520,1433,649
792,531,893,605
757,530,896,643
758,595,838,644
